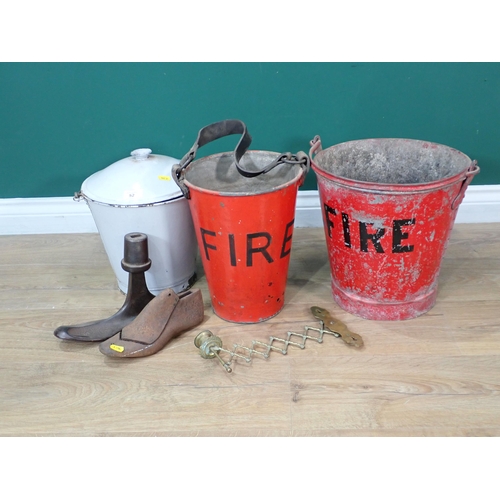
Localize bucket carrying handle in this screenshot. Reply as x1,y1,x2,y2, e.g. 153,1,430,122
451,160,480,210
174,119,310,198
309,135,323,160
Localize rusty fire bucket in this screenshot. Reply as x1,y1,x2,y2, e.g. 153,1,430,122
309,136,480,321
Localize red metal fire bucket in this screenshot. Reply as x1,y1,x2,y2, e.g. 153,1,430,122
174,120,309,323
309,136,479,321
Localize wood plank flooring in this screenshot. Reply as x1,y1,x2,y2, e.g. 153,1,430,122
1,224,499,436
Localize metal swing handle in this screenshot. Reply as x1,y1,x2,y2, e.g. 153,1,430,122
451,160,480,210
173,119,310,198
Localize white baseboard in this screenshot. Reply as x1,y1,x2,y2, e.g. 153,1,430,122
0,197,98,235
1,186,499,235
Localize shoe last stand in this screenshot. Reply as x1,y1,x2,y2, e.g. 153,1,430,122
54,232,155,342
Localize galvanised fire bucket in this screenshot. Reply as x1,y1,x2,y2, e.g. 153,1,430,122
174,120,309,323
309,136,480,321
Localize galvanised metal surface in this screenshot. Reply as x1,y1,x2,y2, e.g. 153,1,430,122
310,136,479,321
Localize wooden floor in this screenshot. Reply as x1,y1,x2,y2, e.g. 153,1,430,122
1,223,499,437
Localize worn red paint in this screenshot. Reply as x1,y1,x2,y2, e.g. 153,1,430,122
310,137,479,321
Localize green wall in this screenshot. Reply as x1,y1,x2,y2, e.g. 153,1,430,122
1,62,499,198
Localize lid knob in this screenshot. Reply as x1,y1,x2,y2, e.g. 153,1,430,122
131,148,152,161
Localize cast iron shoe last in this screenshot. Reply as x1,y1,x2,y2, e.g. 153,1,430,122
99,288,204,358
54,232,155,342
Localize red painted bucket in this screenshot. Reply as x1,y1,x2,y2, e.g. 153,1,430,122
309,137,479,320
174,120,309,323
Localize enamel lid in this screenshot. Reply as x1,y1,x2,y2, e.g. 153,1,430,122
81,148,182,206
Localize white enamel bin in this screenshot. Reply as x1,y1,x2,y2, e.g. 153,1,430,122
77,148,197,295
